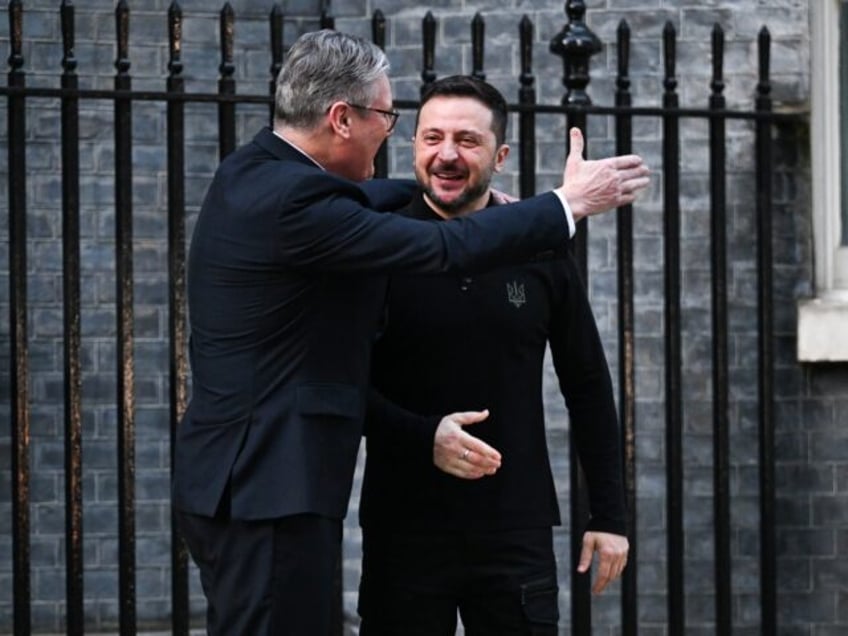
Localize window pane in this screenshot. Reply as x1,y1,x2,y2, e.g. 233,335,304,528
841,1,848,244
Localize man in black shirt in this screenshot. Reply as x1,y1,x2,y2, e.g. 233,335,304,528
358,76,631,635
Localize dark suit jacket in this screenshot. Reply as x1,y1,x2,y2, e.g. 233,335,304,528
172,127,571,522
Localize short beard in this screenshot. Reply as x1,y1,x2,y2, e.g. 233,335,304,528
421,177,491,215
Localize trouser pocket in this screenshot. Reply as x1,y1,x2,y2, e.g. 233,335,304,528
520,573,559,634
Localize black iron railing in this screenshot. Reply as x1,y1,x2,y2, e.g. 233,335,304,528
1,0,798,634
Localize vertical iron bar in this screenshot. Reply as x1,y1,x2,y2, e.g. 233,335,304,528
615,18,638,636
372,10,388,179
218,3,236,159
566,113,592,636
114,2,137,633
471,13,485,81
320,7,335,30
518,15,536,199
421,11,436,95
269,3,284,126
756,25,777,636
7,2,31,632
661,21,684,636
61,2,84,633
167,5,190,634
549,0,602,275
708,22,732,635
549,3,602,632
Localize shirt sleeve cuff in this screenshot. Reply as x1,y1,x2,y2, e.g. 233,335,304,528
552,189,576,238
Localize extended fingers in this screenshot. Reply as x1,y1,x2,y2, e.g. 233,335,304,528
458,437,502,475
579,532,630,595
592,549,627,594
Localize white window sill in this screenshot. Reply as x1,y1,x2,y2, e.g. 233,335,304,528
797,293,848,361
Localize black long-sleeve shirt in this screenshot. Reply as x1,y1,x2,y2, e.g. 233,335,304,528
361,193,626,535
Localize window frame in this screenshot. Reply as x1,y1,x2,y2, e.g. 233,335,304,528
797,0,848,361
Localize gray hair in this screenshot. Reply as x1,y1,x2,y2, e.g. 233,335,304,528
274,29,390,128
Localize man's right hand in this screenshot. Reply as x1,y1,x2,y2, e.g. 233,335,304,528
433,410,503,479
558,127,651,220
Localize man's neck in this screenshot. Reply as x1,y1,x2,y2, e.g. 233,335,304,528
274,123,335,171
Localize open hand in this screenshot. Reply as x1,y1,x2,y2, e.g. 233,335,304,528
561,127,650,220
433,410,502,479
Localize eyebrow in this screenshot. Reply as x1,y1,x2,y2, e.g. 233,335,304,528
419,127,485,138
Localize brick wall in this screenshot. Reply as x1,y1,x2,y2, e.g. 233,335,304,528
1,1,846,634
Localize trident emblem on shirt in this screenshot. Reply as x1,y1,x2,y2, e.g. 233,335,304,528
506,281,526,308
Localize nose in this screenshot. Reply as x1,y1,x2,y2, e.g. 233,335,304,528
436,141,458,161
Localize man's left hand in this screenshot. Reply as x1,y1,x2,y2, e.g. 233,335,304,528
432,410,502,479
577,530,629,595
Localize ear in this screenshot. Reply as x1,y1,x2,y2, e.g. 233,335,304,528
493,144,510,172
326,101,353,138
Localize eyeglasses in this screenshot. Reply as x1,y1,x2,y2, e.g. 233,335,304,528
345,102,400,133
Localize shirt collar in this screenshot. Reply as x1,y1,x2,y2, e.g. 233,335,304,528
272,129,325,171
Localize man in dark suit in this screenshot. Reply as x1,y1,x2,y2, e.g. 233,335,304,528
172,29,649,635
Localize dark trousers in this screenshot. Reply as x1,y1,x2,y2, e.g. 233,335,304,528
177,509,342,635
358,527,559,636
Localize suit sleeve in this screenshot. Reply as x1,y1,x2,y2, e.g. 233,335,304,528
364,388,440,462
358,178,417,211
548,252,627,536
275,171,569,274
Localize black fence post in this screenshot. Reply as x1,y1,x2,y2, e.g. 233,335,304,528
549,3,601,633
7,1,31,631
167,3,191,634
549,0,600,277
756,25,776,636
269,3,284,125
60,1,85,633
114,2,137,633
518,15,536,200
320,7,334,30
218,3,236,159
372,10,388,179
614,18,638,636
421,11,436,95
661,20,684,636
708,22,732,636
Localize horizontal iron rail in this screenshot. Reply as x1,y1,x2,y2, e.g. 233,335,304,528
0,85,805,121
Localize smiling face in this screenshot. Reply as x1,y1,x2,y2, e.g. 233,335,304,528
413,95,509,217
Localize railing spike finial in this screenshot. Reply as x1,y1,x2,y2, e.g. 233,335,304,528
616,19,630,91
168,2,183,77
372,10,386,50
219,3,235,78
61,0,77,74
269,4,284,79
549,0,602,106
115,0,130,75
711,23,724,97
421,11,437,94
471,12,485,81
757,26,771,97
663,21,677,93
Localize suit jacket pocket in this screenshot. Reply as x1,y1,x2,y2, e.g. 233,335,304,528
296,383,361,419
